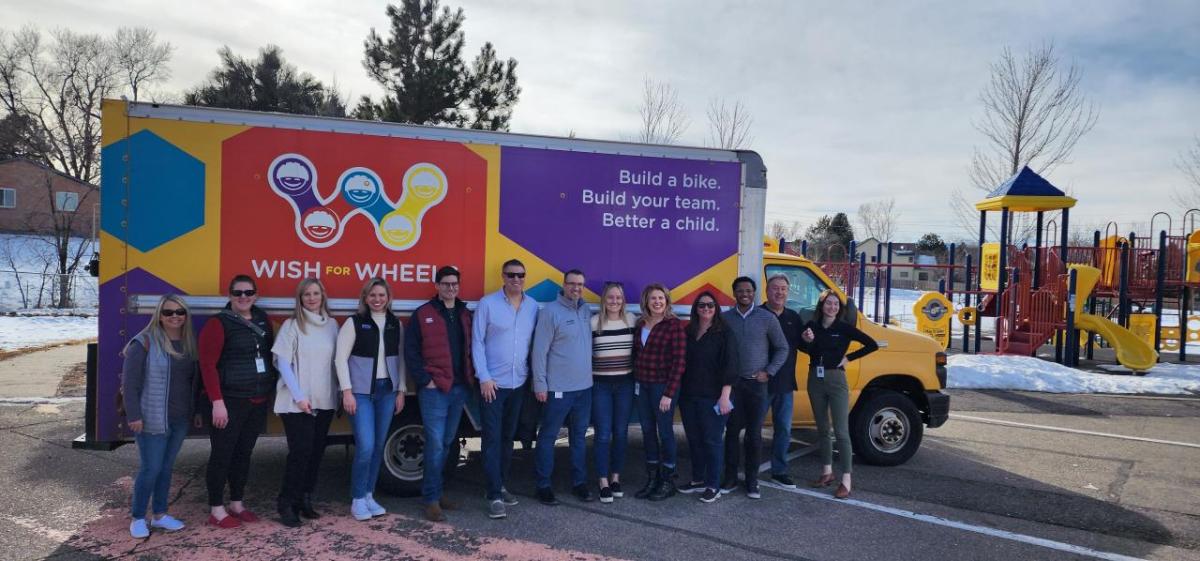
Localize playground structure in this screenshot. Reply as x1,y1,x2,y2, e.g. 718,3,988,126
782,166,1199,372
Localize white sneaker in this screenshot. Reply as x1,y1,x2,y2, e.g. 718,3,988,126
150,514,185,532
129,518,149,539
350,498,372,521
364,493,387,517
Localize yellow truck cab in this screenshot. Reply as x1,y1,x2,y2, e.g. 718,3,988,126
762,247,950,465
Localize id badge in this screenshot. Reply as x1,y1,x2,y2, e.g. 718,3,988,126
634,383,640,396
554,391,563,399
255,357,267,373
816,366,825,379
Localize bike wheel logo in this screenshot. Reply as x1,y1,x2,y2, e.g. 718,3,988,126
267,153,447,250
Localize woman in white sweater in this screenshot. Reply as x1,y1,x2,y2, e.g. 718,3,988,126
335,277,406,521
271,278,339,527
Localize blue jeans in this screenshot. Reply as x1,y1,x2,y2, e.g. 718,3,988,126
535,388,591,489
763,391,794,475
419,384,467,504
481,386,525,500
349,378,396,499
131,417,190,519
636,381,677,468
680,396,728,490
591,377,634,479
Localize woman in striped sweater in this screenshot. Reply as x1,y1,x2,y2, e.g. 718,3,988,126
590,282,637,503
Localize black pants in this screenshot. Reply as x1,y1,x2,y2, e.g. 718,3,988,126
206,396,269,506
723,377,768,486
279,409,334,505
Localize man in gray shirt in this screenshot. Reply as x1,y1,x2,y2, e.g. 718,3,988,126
721,276,788,499
531,269,594,505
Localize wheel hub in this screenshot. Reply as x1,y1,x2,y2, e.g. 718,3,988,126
869,407,909,453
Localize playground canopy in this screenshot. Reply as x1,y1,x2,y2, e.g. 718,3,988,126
974,166,1077,212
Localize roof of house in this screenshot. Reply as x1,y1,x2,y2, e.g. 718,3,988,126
0,157,97,189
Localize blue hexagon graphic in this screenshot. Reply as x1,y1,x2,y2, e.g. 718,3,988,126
526,279,562,303
101,131,205,252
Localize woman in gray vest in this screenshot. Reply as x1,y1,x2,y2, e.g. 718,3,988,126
335,277,407,521
122,294,198,538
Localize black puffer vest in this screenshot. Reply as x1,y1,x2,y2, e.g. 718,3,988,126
216,305,276,398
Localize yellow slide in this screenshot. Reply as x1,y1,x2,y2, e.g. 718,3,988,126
1073,313,1158,372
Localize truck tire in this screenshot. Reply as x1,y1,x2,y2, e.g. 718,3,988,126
376,408,463,497
850,390,923,466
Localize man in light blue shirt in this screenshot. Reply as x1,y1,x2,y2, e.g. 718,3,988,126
472,259,539,519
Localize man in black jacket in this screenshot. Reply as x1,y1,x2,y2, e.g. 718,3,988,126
762,274,803,488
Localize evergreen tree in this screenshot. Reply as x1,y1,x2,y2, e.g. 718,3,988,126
185,45,345,117
917,232,949,261
804,213,855,261
357,0,520,130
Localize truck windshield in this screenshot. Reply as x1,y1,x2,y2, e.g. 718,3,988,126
765,264,828,318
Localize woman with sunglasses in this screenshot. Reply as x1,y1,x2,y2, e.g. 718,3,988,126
798,290,878,499
335,277,406,521
199,275,276,528
677,292,738,504
271,278,339,527
632,283,686,501
590,281,637,503
123,295,198,538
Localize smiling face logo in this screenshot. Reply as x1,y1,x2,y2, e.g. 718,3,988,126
342,172,380,206
271,157,314,195
405,165,447,201
301,207,339,241
379,212,416,247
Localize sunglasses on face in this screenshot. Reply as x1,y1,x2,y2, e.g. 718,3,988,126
438,282,460,288
503,272,526,279
161,308,188,317
695,301,716,310
230,289,257,297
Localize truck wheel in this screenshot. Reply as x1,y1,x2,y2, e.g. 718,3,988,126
376,410,464,497
850,390,923,466
378,414,424,497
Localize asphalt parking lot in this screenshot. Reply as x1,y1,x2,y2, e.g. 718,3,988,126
0,388,1197,561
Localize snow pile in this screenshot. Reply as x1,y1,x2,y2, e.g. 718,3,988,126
0,315,97,351
947,354,1200,395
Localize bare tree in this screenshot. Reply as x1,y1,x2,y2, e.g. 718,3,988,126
706,97,753,149
767,219,803,241
0,26,171,184
23,170,95,308
1172,135,1200,210
953,43,1098,242
856,197,898,241
636,77,688,144
112,27,173,102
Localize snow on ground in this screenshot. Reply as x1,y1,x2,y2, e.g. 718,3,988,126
859,287,996,334
0,314,97,351
0,233,98,312
947,354,1200,395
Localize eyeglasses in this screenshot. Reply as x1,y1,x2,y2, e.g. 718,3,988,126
564,281,585,288
503,272,526,279
230,289,257,297
161,308,188,317
695,301,716,310
438,282,460,288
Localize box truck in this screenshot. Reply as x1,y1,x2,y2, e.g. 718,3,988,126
78,100,948,496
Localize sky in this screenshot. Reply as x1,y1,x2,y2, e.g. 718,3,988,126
5,0,1198,242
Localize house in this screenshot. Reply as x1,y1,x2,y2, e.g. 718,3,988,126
0,158,97,237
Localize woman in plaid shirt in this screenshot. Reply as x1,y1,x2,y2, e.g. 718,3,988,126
632,283,687,501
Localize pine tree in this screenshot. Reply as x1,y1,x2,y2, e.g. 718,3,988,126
185,45,344,117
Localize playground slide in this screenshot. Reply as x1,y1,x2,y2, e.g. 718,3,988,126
1074,313,1158,372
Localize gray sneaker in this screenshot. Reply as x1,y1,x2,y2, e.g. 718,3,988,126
500,487,519,506
488,499,507,519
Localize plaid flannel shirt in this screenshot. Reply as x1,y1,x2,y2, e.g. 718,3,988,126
632,316,687,398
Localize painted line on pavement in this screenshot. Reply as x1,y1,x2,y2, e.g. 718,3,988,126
760,482,1148,561
951,414,1200,449
756,445,817,474
0,397,85,405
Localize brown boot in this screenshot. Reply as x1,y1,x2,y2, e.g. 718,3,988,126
439,497,459,511
423,502,446,522
834,483,850,499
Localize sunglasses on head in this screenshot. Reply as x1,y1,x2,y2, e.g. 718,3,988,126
503,272,526,279
695,301,717,309
161,308,188,317
231,289,257,297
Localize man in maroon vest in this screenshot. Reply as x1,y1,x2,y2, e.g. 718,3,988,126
405,265,475,522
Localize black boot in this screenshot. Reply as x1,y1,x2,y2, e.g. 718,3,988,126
649,465,677,501
635,463,660,499
298,493,321,519
277,496,301,528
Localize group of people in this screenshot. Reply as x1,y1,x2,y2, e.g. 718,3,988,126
119,260,878,538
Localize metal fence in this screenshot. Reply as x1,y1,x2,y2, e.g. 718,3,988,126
0,269,98,311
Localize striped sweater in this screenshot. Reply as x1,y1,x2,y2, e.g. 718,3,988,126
591,313,636,379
